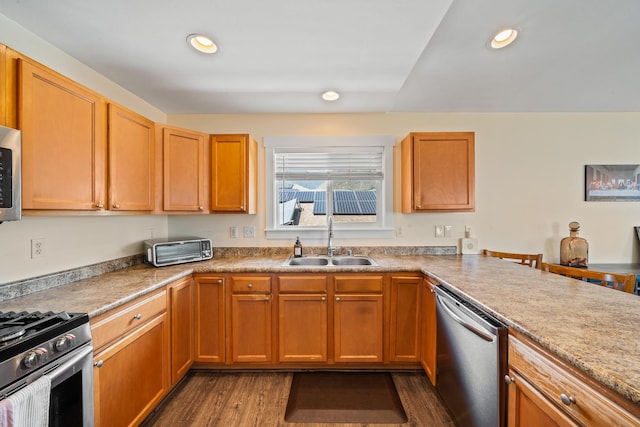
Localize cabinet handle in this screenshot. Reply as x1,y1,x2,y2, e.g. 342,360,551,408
560,394,576,406
335,297,341,302
247,284,253,289
113,203,120,209
504,375,515,385
94,360,104,368
133,313,142,320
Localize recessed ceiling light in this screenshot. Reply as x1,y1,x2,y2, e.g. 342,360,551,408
322,91,340,101
490,28,518,49
187,33,218,54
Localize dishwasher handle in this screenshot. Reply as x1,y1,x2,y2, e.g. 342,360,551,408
437,293,495,342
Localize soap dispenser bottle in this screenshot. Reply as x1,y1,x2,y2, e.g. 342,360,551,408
294,237,303,258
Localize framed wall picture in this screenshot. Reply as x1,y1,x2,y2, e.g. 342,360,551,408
585,164,640,201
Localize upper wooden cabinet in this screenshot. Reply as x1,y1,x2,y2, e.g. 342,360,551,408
399,132,475,212
18,57,108,210
157,125,208,213
108,103,155,211
210,134,257,213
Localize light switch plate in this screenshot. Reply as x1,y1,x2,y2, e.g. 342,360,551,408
435,225,444,238
243,226,255,238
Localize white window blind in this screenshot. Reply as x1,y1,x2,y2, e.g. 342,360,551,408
275,147,384,181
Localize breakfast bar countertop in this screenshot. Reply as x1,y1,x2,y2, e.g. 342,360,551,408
0,253,638,407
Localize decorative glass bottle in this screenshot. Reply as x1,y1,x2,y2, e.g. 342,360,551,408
560,221,588,267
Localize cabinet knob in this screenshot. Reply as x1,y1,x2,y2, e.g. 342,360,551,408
113,203,120,209
560,394,576,406
264,296,270,302
247,283,253,289
198,206,204,211
133,313,142,320
336,297,341,302
217,279,223,284
95,202,104,209
94,360,104,368
321,296,326,301
504,375,515,385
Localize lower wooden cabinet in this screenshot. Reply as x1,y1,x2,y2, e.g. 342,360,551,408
168,276,194,385
507,332,640,427
194,275,225,363
278,275,328,362
91,289,170,427
229,276,273,363
420,276,437,385
333,275,384,363
389,275,421,363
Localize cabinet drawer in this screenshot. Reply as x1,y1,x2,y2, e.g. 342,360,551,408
334,275,383,293
91,289,167,350
279,275,327,293
509,335,640,426
230,276,272,293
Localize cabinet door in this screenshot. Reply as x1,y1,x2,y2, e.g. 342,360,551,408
162,126,207,212
19,58,107,210
0,45,7,127
107,104,154,211
210,134,257,213
169,277,193,385
507,370,578,427
420,277,437,385
400,132,474,212
389,276,421,363
194,276,225,363
334,294,383,363
93,313,169,427
231,294,272,363
278,294,328,362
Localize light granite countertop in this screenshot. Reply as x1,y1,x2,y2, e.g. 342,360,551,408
0,253,638,408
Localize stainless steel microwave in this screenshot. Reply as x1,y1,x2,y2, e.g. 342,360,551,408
0,126,21,223
144,237,213,267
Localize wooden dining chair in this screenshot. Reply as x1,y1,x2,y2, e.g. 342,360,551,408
483,250,543,269
541,263,636,294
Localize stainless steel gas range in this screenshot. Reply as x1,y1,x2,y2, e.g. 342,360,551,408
0,310,94,426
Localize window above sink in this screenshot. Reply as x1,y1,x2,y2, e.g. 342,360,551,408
264,136,395,240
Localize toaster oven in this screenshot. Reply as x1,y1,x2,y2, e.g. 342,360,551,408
144,237,213,267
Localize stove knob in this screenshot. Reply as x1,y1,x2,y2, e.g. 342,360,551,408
23,348,48,368
54,334,76,352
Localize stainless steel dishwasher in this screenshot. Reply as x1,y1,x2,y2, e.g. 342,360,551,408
435,285,508,427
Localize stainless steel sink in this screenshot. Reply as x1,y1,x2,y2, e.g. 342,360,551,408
284,256,330,266
282,255,378,267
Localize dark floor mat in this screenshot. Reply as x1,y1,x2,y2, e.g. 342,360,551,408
284,372,408,424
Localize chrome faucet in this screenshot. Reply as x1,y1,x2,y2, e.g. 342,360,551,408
327,215,336,257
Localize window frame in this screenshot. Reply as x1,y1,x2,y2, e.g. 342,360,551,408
264,135,395,240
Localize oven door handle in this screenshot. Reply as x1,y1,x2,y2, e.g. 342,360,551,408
45,344,94,386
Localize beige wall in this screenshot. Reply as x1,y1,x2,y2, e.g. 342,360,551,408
168,113,640,264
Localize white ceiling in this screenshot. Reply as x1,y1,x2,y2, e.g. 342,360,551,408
1,0,639,114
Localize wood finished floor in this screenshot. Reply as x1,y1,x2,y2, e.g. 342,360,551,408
142,371,455,427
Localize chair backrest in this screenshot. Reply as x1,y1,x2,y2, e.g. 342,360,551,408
541,263,636,294
483,250,543,269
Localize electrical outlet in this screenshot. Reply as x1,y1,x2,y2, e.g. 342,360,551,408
243,226,255,238
230,226,238,238
31,238,45,258
435,225,444,238
444,225,452,238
